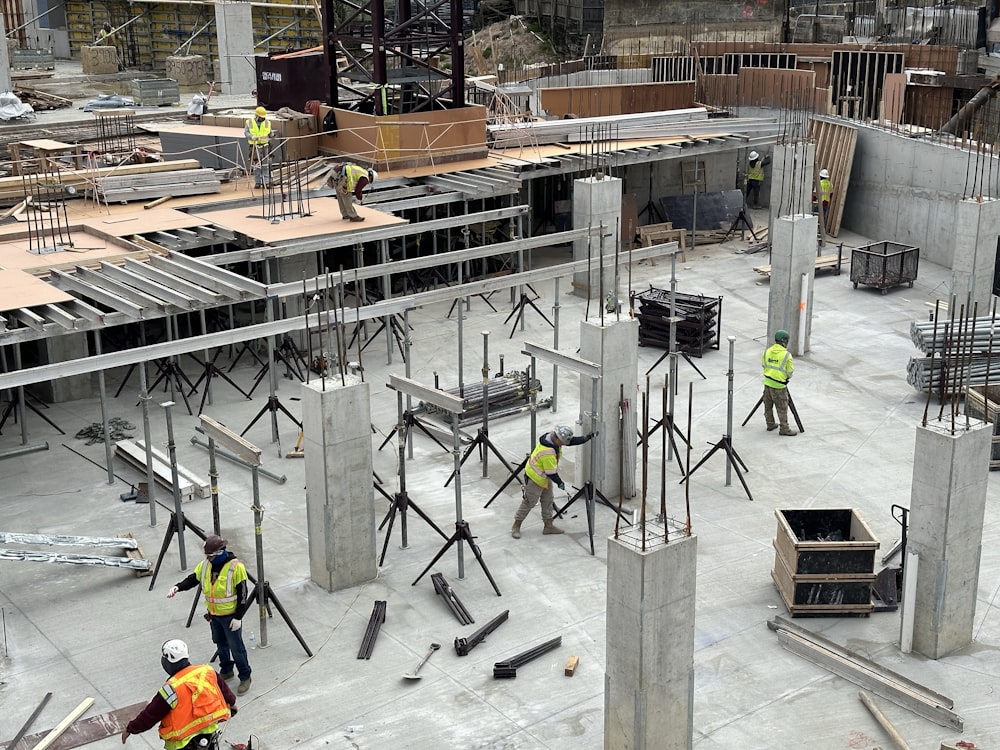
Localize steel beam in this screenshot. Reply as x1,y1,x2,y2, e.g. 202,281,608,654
42,304,80,330
75,266,166,312
124,258,222,304
99,262,199,309
49,269,144,318
388,374,465,414
521,341,601,379
147,256,250,300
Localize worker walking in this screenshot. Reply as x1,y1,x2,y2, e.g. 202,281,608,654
817,168,833,213
244,106,271,188
512,425,596,538
762,330,797,436
327,162,377,222
167,536,253,695
745,150,770,209
121,639,236,750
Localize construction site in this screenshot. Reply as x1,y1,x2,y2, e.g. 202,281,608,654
4,0,1000,748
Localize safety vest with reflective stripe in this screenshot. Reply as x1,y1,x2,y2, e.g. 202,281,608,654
762,343,794,389
245,118,271,147
748,161,765,182
525,439,560,488
342,163,370,192
819,178,832,205
194,558,247,616
157,664,230,750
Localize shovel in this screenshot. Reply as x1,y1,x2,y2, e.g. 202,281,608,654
402,642,440,680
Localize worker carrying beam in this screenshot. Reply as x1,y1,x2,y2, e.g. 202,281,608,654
762,330,797,436
512,425,596,538
121,639,237,750
327,162,377,222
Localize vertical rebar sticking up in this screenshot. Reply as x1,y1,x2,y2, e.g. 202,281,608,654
354,270,365,381
684,382,693,536
962,300,980,430
937,297,957,419
982,300,998,430
94,109,137,157
640,388,648,551
615,384,625,539
304,276,312,385
921,299,939,427
660,377,668,545
22,161,74,255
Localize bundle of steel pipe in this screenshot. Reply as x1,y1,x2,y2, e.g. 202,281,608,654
905,354,1000,393
420,372,542,424
910,316,1000,355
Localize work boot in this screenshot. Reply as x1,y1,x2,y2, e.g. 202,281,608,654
542,520,564,535
237,678,252,695
219,670,234,681
511,520,522,539
779,426,798,436
348,215,365,222
766,423,778,431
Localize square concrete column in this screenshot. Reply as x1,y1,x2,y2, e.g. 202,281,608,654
301,377,377,592
214,2,256,100
579,318,639,495
0,15,11,93
907,418,991,659
605,523,696,750
769,142,815,217
39,333,93,403
767,214,817,356
278,254,318,350
950,198,1000,313
573,175,621,299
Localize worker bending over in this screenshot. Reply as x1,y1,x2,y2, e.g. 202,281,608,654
244,106,271,188
762,330,797,436
122,639,236,750
327,162,377,222
512,425,596,538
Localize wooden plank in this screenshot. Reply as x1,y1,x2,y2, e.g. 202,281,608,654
8,702,146,750
119,532,151,578
114,440,196,500
30,697,94,750
564,655,580,676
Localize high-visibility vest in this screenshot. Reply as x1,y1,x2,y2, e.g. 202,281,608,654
246,117,271,147
747,161,765,182
525,439,559,488
762,343,794,389
342,163,370,192
157,664,230,750
194,558,247,616
819,177,832,205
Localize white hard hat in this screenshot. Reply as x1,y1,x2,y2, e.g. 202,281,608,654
368,169,378,183
748,151,759,161
819,169,829,179
162,639,189,663
554,425,574,443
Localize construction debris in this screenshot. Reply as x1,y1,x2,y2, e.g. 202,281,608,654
0,530,151,575
75,417,135,445
11,701,147,750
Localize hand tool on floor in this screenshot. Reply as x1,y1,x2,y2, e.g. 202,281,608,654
402,642,440,680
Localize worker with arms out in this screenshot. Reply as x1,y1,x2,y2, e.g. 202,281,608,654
745,150,770,209
167,535,253,695
512,425,596,538
244,106,271,188
122,639,236,750
762,329,797,436
327,162,377,222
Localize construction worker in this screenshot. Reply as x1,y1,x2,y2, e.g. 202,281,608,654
167,536,253,695
244,106,271,188
762,330,797,436
512,425,596,538
745,150,769,209
327,162,377,222
97,22,114,44
817,168,833,212
121,639,236,750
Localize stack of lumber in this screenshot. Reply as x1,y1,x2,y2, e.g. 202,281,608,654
94,167,220,203
0,159,204,204
115,439,210,500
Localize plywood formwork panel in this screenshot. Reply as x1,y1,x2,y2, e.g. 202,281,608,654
696,74,738,109
190,203,407,244
540,82,694,118
905,85,954,131
809,118,858,238
882,73,908,124
737,68,816,109
0,269,73,311
692,42,958,74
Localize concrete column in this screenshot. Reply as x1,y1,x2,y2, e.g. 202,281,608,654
214,2,256,99
579,318,639,495
769,142,815,217
38,333,93,402
278,254,318,351
301,377,377,592
907,418,991,659
573,175,621,299
950,198,1000,313
0,15,11,94
767,214,817,356
605,524,696,750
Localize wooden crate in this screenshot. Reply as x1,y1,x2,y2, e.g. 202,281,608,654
772,508,878,616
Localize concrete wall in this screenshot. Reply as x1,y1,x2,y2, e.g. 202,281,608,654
843,124,1000,267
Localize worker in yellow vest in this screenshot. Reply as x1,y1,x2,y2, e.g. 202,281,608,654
244,106,271,188
762,330,797,436
512,425,596,538
327,162,377,222
122,639,236,750
167,536,253,695
818,168,833,211
745,150,770,209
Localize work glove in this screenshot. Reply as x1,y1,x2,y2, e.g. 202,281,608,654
167,585,179,598
557,481,566,491
586,431,598,441
229,618,242,632
230,706,238,717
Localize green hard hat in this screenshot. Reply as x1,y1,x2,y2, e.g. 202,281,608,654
775,330,790,344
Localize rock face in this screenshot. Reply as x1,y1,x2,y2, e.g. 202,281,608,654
465,18,561,78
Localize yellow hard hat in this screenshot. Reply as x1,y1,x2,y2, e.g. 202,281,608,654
254,106,266,118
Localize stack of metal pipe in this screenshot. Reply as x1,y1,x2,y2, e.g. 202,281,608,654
907,315,1000,394
420,371,542,426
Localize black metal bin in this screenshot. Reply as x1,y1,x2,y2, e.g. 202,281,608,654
850,241,919,294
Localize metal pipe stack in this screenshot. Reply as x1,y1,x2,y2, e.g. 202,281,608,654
420,371,542,424
910,316,999,355
907,314,1000,394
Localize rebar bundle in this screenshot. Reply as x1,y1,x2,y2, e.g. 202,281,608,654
420,371,541,424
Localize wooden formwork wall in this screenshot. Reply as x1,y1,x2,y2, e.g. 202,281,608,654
540,82,695,117
808,118,858,238
736,68,816,109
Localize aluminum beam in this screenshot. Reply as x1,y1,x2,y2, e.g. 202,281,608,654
99,262,200,309
49,269,144,318
388,374,465,414
124,258,222,304
521,341,601,379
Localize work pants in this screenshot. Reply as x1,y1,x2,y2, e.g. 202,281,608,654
335,176,359,219
763,385,790,429
208,613,251,681
249,145,270,187
746,179,763,207
515,478,556,522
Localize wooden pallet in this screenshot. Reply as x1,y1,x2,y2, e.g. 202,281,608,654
754,252,848,277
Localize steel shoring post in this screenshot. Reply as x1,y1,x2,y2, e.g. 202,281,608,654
200,309,212,408
725,336,735,487
93,333,115,485
585,376,600,555
482,331,490,478
138,365,157,527
265,263,280,449
162,400,187,569
381,239,393,366
529,355,538,449
252,464,269,648
396,390,409,550
13,342,27,445
404,309,414,461
552,278,560,413
208,437,221,536
452,414,465,579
